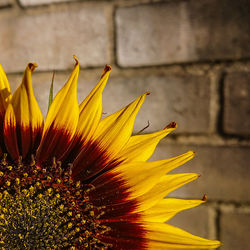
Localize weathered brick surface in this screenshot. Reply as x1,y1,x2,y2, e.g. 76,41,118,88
8,71,211,134
168,205,210,238
102,74,211,134
220,212,250,250
116,0,250,67
224,72,250,135
0,0,10,6
0,6,109,72
152,143,250,202
19,0,75,6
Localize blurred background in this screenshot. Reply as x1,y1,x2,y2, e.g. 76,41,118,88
1,0,250,249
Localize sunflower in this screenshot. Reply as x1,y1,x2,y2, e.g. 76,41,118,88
0,57,220,249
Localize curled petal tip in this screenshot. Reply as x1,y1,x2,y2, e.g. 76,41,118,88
202,194,208,201
186,151,195,157
28,63,38,72
101,65,112,79
165,121,177,129
104,64,112,72
191,150,196,156
73,55,79,65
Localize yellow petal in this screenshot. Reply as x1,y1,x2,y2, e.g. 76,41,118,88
146,222,221,249
92,92,149,159
112,151,195,199
0,65,12,156
36,57,79,162
76,65,111,142
0,65,12,115
43,58,79,135
135,173,199,212
116,122,177,163
143,198,205,223
10,63,43,158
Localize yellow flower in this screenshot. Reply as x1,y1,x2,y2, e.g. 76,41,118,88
0,57,221,249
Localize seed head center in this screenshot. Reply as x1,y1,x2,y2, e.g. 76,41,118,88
0,155,110,249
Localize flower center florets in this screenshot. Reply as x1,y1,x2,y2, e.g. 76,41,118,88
0,154,110,249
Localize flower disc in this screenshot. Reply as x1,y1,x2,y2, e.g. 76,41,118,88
0,156,111,249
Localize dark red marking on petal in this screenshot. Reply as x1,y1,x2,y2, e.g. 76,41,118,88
17,125,30,158
91,174,147,248
36,123,72,165
89,180,129,207
102,221,146,238
3,120,19,161
71,140,113,182
202,194,207,201
164,121,177,129
100,65,112,79
98,221,147,249
86,158,123,185
53,132,121,182
97,200,140,221
88,171,150,246
90,160,123,187
0,113,6,154
99,235,147,250
16,124,43,161
58,134,85,165
89,171,136,209
32,126,43,155
62,134,123,183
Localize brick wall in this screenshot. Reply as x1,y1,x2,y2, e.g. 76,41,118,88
1,0,250,249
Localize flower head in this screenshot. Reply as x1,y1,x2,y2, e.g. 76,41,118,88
0,58,221,249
